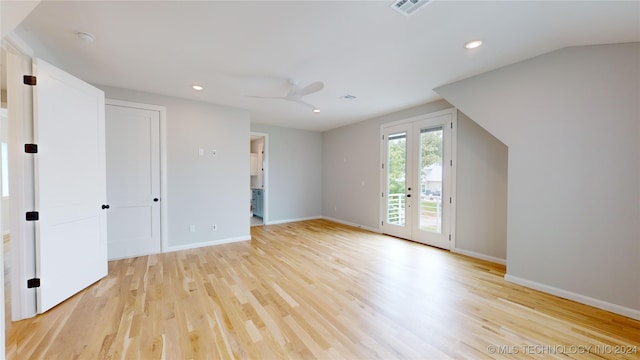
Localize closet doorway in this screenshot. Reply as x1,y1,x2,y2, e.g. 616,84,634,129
250,133,268,226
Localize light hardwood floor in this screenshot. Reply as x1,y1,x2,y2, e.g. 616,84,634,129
5,219,640,359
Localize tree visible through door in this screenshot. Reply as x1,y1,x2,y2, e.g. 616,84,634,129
382,110,455,249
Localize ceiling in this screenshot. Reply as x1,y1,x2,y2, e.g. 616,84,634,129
13,1,640,132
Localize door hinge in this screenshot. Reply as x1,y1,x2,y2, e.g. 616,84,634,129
449,197,452,204
382,192,384,198
449,234,451,241
382,163,384,169
27,278,40,288
23,75,37,86
25,211,39,221
450,122,453,129
25,144,38,154
450,160,452,166
382,135,385,140
381,220,384,226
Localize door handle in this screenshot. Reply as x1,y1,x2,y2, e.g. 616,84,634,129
153,198,159,202
101,204,110,210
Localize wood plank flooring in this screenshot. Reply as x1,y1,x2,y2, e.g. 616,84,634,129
5,219,640,359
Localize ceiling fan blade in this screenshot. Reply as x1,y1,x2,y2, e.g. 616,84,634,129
298,81,324,97
247,95,287,100
286,98,316,110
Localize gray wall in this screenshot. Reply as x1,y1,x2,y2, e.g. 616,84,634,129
98,85,251,248
322,101,509,264
455,111,508,262
250,123,323,223
435,43,640,317
322,101,452,230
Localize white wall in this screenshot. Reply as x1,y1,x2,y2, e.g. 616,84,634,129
435,43,640,318
1,108,9,235
322,100,452,230
98,85,251,248
250,123,322,223
454,111,508,263
1,1,40,39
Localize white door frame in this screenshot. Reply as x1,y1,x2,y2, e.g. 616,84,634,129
250,132,268,224
106,99,168,253
379,108,457,249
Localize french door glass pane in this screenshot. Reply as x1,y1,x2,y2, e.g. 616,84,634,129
419,126,443,233
387,132,407,226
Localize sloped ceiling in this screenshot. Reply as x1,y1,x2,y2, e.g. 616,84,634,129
14,1,640,131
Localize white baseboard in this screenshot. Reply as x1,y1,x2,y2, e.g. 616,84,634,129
321,216,381,233
451,248,506,265
504,274,640,321
166,235,251,253
265,216,322,225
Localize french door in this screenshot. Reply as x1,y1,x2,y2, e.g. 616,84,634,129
381,110,455,249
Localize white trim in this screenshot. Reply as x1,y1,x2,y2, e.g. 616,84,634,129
451,248,506,265
2,32,34,57
504,274,640,321
381,107,457,128
166,235,251,252
265,216,322,225
449,110,458,250
250,132,268,224
378,123,385,234
321,216,381,233
105,99,169,254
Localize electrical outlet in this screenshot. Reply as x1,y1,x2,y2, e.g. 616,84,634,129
189,224,196,233
211,224,217,231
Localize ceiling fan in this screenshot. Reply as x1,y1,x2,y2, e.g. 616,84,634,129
248,79,324,112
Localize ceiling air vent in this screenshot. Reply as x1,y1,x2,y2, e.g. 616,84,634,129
391,0,432,16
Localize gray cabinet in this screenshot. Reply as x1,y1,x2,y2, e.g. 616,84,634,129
252,189,264,218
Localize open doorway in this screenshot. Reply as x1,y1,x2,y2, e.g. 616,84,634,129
250,133,267,226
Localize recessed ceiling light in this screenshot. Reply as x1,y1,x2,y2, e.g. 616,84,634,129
76,32,95,43
312,108,320,113
464,40,483,49
192,85,204,91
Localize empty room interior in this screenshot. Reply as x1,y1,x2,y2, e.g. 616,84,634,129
0,1,639,359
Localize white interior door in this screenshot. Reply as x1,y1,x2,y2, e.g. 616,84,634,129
106,103,161,260
382,110,455,249
33,58,108,313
